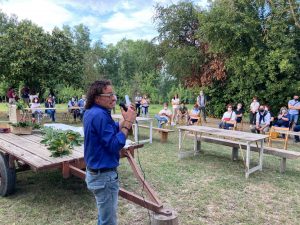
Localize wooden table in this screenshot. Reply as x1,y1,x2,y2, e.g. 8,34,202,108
177,126,267,178
112,114,153,144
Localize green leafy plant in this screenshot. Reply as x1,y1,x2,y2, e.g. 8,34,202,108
40,127,84,157
10,121,32,127
16,99,26,112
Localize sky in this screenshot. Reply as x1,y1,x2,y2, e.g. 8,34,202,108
0,0,208,45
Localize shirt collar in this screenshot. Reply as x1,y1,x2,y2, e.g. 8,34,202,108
93,103,112,114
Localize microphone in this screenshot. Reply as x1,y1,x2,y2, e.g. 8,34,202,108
119,102,128,112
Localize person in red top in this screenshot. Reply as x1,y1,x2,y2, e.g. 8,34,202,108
7,87,16,104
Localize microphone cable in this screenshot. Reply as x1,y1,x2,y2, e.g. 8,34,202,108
135,118,151,224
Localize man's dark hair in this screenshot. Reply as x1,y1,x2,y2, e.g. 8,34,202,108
85,80,112,109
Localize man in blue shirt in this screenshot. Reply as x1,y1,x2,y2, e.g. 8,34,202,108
84,80,136,225
288,95,300,127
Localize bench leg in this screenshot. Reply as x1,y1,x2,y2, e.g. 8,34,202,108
280,158,286,173
161,132,168,143
232,147,239,161
196,140,202,153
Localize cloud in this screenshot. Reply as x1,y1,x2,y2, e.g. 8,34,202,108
0,0,73,31
0,0,208,44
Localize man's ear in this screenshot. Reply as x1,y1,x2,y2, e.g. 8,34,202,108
95,96,101,105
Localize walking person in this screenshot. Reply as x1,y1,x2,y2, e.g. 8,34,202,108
84,80,136,225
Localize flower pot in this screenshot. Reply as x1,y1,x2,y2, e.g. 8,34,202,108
10,126,32,135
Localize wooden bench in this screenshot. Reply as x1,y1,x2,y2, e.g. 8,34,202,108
138,125,174,143
186,134,300,173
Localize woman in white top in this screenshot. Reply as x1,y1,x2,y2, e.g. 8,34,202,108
219,104,237,129
249,96,260,126
171,94,180,124
31,97,43,123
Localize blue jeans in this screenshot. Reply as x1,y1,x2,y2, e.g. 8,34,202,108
289,114,299,125
85,170,119,225
219,122,234,129
294,125,300,141
155,114,168,128
46,110,55,122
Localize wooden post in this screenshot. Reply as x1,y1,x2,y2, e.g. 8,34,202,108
197,140,202,153
151,211,178,225
62,162,70,178
280,158,286,173
232,147,239,161
160,132,168,143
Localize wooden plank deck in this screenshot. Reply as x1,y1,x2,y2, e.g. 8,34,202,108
0,133,84,171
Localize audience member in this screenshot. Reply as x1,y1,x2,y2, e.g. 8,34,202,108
294,124,300,143
189,103,201,125
171,94,180,125
21,85,30,106
264,105,275,127
78,95,86,121
154,103,172,128
134,92,142,117
7,87,16,104
251,105,271,134
141,95,150,117
288,95,300,127
219,104,237,129
45,97,56,122
177,102,189,125
68,96,80,122
249,96,260,127
273,107,290,128
31,97,42,123
235,103,244,123
196,90,207,122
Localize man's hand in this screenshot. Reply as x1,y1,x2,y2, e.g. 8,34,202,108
121,103,137,124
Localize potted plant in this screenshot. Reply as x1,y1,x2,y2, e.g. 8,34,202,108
10,121,33,135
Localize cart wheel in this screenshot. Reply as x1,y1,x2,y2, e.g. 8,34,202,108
0,153,16,196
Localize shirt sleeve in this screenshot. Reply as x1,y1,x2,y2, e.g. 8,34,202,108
231,112,236,120
94,116,126,154
265,113,271,125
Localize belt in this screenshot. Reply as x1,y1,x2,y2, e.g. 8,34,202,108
87,167,117,173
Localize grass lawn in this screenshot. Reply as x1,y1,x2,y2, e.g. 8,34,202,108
0,104,300,224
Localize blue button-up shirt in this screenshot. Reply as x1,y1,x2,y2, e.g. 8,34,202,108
288,99,300,115
83,104,126,169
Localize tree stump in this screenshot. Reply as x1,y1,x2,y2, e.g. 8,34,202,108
151,211,178,225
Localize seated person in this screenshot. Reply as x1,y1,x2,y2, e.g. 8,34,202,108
294,124,300,143
31,97,42,123
251,105,271,134
265,105,275,127
273,107,290,128
177,102,189,125
154,103,172,128
45,97,56,122
77,95,86,121
189,104,200,125
235,103,244,123
68,96,80,122
219,104,237,129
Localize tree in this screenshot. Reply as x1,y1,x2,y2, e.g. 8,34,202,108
200,0,300,115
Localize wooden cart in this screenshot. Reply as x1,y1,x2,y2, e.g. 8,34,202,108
0,132,177,223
